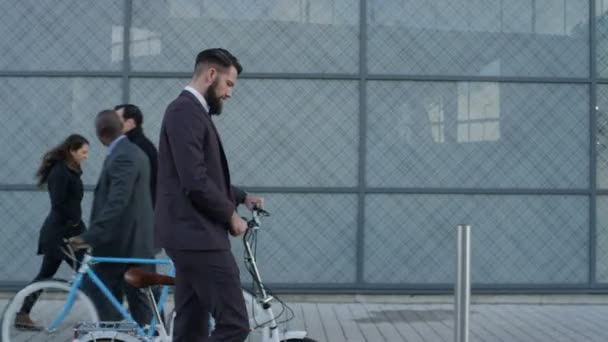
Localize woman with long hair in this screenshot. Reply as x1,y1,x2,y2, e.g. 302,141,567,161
14,134,89,329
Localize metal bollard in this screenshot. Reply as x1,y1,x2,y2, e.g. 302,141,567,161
455,224,471,342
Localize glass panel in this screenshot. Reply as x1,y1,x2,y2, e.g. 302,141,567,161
368,0,589,77
130,78,359,187
596,0,608,77
131,0,359,73
366,81,589,189
596,84,608,188
596,196,608,282
0,0,124,71
231,193,357,284
0,191,94,283
0,78,123,185
365,194,589,284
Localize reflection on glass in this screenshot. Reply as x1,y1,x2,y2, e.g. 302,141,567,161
131,0,358,73
112,26,162,62
169,0,202,18
597,0,608,77
111,26,123,62
131,27,162,58
426,97,445,143
596,85,608,187
367,0,588,76
369,0,586,35
167,0,355,25
599,0,608,17
422,82,500,143
457,82,500,143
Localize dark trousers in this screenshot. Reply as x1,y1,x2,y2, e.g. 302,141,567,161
19,251,83,314
166,249,249,342
82,263,128,322
82,263,156,326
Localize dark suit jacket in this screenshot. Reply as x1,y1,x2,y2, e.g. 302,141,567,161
126,127,158,206
82,137,155,258
155,90,246,251
38,160,85,256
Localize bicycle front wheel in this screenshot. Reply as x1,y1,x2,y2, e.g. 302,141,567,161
1,279,98,342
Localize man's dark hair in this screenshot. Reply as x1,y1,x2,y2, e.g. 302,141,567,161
194,48,243,75
95,109,123,139
114,103,143,127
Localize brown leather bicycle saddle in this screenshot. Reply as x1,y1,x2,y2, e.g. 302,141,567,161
124,267,175,288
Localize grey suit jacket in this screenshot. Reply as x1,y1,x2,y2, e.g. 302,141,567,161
82,137,155,258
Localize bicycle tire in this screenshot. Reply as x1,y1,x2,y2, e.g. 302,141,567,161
1,279,99,342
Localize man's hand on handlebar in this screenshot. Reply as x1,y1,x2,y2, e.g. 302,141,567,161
243,194,264,212
67,235,91,250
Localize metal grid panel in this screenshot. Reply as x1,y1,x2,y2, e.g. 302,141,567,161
230,193,358,284
367,0,589,77
0,0,124,71
130,78,360,187
597,0,608,77
130,0,360,73
0,0,600,291
0,191,94,283
364,194,589,284
0,77,123,185
366,81,589,189
596,84,608,188
596,196,608,283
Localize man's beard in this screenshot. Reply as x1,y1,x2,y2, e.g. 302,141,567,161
204,81,223,115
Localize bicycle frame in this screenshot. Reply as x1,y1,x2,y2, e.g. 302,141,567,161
48,254,174,339
61,207,308,342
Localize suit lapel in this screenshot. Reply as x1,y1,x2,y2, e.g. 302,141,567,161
180,91,232,192
180,90,207,114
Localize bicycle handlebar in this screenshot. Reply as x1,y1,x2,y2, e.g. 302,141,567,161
252,204,270,217
243,205,270,230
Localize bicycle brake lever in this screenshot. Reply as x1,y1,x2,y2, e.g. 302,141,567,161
253,205,270,216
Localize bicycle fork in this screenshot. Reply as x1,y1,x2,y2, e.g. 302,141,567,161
243,240,281,341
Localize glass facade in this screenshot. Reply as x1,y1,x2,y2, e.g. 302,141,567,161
0,0,605,291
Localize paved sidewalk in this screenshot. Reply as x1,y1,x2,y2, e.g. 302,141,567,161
3,295,608,341
275,301,608,342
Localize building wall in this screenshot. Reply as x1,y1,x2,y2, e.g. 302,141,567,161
0,0,606,292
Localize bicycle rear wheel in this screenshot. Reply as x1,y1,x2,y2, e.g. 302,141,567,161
1,279,98,342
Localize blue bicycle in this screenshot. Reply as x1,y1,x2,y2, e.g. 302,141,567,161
1,206,317,341
0,247,175,342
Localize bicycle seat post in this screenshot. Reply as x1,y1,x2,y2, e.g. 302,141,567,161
146,288,168,339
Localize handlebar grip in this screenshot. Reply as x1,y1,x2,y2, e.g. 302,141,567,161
242,217,257,229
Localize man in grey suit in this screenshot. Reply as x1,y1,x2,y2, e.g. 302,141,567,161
156,48,263,341
69,109,155,323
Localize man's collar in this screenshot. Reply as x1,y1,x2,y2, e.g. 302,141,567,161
184,86,210,113
125,127,142,140
107,135,126,155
